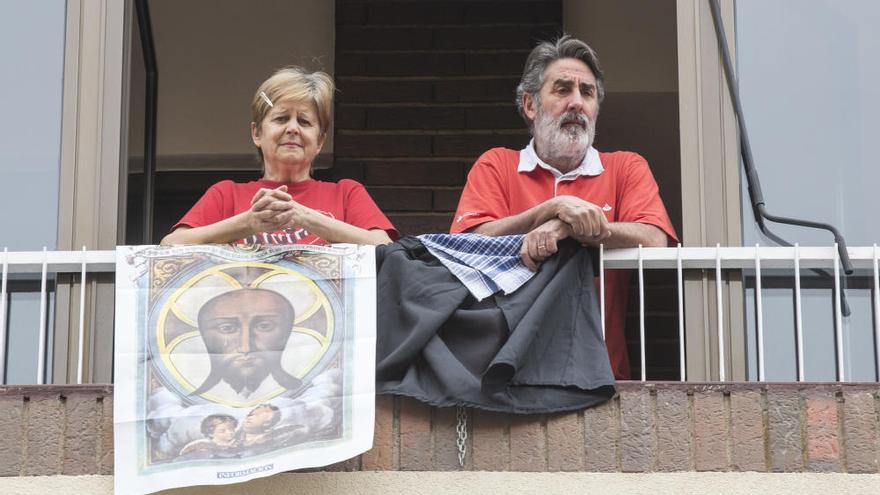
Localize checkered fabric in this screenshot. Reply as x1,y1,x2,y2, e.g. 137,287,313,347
417,233,534,301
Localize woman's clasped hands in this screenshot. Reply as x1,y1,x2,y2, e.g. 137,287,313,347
248,185,311,233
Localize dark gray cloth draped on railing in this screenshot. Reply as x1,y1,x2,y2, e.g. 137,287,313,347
375,237,616,414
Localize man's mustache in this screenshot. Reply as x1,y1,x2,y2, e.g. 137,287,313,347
558,112,589,130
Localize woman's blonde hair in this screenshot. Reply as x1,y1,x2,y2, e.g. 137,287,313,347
251,66,334,161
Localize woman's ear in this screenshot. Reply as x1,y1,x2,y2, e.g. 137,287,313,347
316,132,327,154
251,121,261,147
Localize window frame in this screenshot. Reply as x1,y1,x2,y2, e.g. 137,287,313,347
52,0,129,384
676,0,747,381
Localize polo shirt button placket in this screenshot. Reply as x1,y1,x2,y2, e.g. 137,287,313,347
555,174,576,197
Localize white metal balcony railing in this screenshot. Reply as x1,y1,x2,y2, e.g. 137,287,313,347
1,244,879,385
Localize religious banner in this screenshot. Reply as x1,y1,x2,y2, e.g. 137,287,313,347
113,244,376,495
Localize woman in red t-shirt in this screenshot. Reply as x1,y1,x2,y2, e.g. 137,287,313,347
161,67,397,246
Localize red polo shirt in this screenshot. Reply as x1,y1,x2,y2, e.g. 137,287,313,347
451,146,678,379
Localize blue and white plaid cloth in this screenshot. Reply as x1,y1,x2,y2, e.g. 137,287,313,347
417,233,535,301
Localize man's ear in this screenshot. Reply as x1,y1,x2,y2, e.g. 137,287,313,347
522,92,538,122
251,122,261,147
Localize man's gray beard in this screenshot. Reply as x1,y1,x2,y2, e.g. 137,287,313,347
533,107,595,169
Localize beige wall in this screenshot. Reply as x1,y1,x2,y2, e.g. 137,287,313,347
563,0,678,93
562,0,682,234
4,472,880,495
148,0,334,165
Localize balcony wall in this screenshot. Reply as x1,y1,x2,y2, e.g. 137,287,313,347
2,382,879,476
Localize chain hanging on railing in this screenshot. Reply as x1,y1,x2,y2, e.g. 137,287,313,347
455,406,468,467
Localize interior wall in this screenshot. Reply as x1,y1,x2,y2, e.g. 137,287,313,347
147,0,335,168
563,0,681,234
564,0,682,379
564,0,678,93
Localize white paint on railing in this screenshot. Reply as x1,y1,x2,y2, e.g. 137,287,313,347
601,246,880,269
834,244,844,382
874,244,879,382
755,244,765,382
0,246,876,385
0,247,7,384
716,243,725,382
638,244,646,382
677,243,685,382
37,246,48,385
599,243,605,340
795,243,805,382
77,245,87,385
0,249,115,273
6,247,879,270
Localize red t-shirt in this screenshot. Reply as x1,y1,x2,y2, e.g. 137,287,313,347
173,178,398,246
451,147,678,379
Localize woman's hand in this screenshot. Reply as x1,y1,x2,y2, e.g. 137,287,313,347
248,186,296,233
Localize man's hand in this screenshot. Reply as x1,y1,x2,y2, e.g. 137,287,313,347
520,218,572,272
551,195,612,243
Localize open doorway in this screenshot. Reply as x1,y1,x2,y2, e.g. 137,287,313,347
566,1,682,379
124,0,335,245
123,0,682,379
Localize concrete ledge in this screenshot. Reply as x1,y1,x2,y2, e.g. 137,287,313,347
3,472,880,495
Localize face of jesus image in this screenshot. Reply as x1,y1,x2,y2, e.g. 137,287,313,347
193,288,302,397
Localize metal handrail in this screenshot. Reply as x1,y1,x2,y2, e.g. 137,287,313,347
1,245,878,385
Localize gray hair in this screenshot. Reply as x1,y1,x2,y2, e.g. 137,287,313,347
515,35,605,128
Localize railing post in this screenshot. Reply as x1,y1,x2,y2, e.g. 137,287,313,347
874,244,879,381
599,243,605,340
794,243,805,382
77,245,87,384
37,246,48,384
755,244,764,382
0,247,7,384
677,243,685,381
638,244,646,382
834,243,844,382
716,243,725,382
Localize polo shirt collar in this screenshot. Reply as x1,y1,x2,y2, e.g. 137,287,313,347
517,139,604,178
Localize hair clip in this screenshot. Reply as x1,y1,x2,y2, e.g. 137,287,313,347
259,91,274,108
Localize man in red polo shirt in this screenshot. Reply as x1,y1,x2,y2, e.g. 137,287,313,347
450,35,678,380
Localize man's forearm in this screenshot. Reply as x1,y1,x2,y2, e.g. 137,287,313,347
595,222,668,248
469,201,558,236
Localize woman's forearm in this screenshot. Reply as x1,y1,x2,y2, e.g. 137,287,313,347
299,211,392,245
160,212,255,245
161,206,392,246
